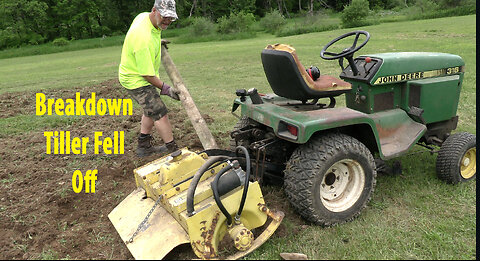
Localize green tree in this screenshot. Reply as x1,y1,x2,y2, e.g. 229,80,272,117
0,0,48,48
341,0,371,28
216,10,255,34
187,0,255,21
326,0,350,11
259,9,286,33
414,0,439,13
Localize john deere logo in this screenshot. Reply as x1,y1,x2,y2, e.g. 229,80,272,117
373,66,463,85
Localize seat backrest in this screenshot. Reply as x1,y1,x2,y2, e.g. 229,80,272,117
261,44,352,101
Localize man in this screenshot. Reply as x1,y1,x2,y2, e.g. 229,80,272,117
118,0,180,157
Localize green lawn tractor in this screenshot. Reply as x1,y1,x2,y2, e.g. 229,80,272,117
230,30,476,226
109,30,475,260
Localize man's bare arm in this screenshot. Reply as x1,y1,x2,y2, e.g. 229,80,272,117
142,75,166,89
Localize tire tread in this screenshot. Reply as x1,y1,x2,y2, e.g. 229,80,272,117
436,132,476,184
284,133,376,226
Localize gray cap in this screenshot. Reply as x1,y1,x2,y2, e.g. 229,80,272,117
154,0,178,20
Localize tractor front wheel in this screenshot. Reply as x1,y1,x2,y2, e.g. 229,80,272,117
284,133,376,226
436,132,476,184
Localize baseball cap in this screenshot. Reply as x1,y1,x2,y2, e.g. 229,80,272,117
154,0,178,20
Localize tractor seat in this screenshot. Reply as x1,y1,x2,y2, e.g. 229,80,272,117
261,44,352,101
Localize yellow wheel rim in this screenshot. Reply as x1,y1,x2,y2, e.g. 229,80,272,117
460,147,476,179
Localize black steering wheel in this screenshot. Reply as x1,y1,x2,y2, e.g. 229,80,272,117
320,31,370,76
320,31,370,60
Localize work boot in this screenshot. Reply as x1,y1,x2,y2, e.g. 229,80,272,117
165,140,178,152
156,140,179,154
136,134,168,157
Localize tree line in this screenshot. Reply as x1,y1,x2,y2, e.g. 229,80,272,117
0,0,472,50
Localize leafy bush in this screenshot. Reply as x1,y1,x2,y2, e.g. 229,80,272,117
403,0,476,20
176,31,256,44
177,16,196,28
276,24,339,37
341,0,372,28
301,11,329,25
259,10,287,34
52,37,70,46
0,35,126,59
0,28,23,49
273,11,339,37
92,25,111,37
27,33,46,46
161,28,184,38
188,17,216,37
217,11,255,34
414,0,439,13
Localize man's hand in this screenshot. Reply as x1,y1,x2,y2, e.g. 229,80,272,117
161,39,170,49
141,75,180,100
160,83,180,101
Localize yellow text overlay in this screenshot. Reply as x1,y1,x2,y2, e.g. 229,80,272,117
36,92,133,116
44,131,124,155
72,169,98,193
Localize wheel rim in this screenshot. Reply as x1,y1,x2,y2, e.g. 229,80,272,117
319,159,365,212
460,147,476,179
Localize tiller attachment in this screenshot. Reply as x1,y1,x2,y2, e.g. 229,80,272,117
109,147,284,260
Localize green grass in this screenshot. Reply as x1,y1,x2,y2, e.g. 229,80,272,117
0,47,121,94
175,31,259,44
0,35,126,60
37,249,59,260
249,152,476,260
0,115,83,138
277,12,341,36
0,15,476,260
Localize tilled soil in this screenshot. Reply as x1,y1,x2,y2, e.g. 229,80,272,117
0,79,303,260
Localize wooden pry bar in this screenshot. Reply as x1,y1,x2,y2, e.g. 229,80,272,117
160,41,219,150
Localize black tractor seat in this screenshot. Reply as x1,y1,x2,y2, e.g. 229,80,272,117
261,44,352,102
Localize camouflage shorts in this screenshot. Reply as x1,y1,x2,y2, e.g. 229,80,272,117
126,85,168,121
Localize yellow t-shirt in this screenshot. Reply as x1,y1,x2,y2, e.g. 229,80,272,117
118,12,162,90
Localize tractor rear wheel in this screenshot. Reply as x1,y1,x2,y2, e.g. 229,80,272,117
284,133,376,226
436,132,476,184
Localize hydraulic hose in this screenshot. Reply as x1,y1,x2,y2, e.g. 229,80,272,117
186,147,251,219
186,155,230,216
173,158,233,187
211,164,234,225
234,146,251,220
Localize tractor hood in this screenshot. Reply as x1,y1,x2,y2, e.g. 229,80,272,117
360,52,465,86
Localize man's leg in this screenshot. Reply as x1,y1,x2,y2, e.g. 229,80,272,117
154,115,173,143
127,86,175,157
154,115,178,152
141,114,155,135
137,115,167,157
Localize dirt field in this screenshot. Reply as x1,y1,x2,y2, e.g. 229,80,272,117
0,79,302,260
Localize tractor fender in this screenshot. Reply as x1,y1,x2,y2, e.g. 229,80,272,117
238,100,426,160
305,109,427,160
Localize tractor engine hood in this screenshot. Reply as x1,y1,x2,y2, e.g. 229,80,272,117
363,52,465,86
341,52,465,86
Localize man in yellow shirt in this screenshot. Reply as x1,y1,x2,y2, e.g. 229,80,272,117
119,0,180,157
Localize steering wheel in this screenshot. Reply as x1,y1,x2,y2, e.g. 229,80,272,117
320,31,370,76
320,31,370,60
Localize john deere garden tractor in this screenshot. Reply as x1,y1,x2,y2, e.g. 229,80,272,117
108,30,475,260
230,30,475,226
